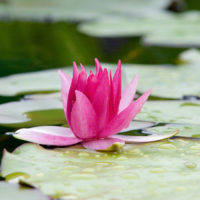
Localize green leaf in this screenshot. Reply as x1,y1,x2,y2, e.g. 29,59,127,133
0,68,72,96
0,66,117,97
2,140,200,199
136,100,200,124
117,62,200,99
145,124,200,138
179,49,200,65
79,12,200,47
0,182,49,200
0,0,171,22
120,120,156,133
0,99,65,128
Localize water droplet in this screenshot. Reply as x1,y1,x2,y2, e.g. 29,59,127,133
158,143,176,150
78,152,90,157
184,161,197,169
112,165,126,170
96,162,112,166
60,194,78,200
36,173,44,177
129,148,142,155
190,145,200,150
69,173,97,180
117,156,128,161
82,168,95,173
175,186,187,191
150,168,166,173
62,166,79,171
121,174,138,179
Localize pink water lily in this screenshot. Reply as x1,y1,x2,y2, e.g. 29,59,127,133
15,59,176,150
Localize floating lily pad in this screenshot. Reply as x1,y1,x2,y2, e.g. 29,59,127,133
136,100,200,124
120,120,156,133
2,140,200,199
79,12,200,47
0,99,64,128
24,93,61,100
0,65,120,97
119,63,200,99
144,124,200,138
0,182,49,200
179,49,200,65
0,68,72,97
2,58,200,99
0,0,171,22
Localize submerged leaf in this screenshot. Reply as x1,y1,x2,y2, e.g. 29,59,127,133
0,99,64,128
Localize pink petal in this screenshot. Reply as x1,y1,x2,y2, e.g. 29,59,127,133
94,58,103,77
67,62,79,125
108,60,121,120
111,131,178,143
92,69,110,132
14,126,82,146
76,66,87,93
119,75,138,113
82,137,124,150
70,91,97,139
100,89,152,138
58,70,72,119
86,71,98,101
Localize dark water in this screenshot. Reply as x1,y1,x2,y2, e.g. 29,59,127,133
0,20,186,77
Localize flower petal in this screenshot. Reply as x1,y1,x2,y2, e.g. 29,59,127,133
92,69,110,132
76,68,87,93
111,130,178,143
70,91,97,139
82,138,124,150
58,70,72,118
100,89,152,138
119,75,138,113
86,71,98,101
94,58,103,77
67,62,79,125
14,126,82,146
109,60,122,119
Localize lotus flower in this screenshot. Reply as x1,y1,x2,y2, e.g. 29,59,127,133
15,59,176,150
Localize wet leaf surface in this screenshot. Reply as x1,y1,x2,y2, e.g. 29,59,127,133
2,139,200,199
145,124,200,138
136,100,200,124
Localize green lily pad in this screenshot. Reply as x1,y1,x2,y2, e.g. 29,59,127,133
179,49,200,65
136,100,200,124
24,93,61,100
0,182,49,200
2,140,200,199
0,68,73,97
79,12,200,47
0,99,65,128
0,65,119,97
144,124,200,138
119,63,200,99
120,120,156,133
0,0,171,22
